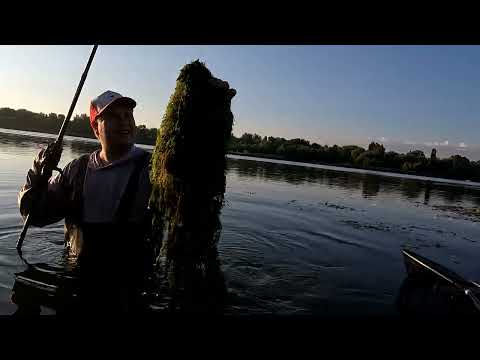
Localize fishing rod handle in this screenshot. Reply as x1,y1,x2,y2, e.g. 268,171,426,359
16,214,31,250
16,164,64,252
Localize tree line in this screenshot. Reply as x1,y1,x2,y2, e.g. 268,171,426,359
0,107,158,145
228,133,480,182
1,107,479,181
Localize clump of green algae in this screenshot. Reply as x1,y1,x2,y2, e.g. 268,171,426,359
149,60,236,312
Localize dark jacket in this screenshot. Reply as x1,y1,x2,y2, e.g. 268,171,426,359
18,146,152,263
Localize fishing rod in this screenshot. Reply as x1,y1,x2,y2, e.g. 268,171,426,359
402,248,480,312
16,45,98,253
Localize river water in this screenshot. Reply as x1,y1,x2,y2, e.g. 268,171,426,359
0,128,479,316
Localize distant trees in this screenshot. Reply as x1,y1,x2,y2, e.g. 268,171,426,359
228,133,480,182
0,108,63,134
1,107,479,182
401,150,426,171
136,124,157,145
368,142,385,155
0,107,158,145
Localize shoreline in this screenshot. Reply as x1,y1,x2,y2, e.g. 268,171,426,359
1,127,479,187
228,152,480,187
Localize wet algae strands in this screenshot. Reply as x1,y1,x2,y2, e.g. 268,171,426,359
149,60,236,312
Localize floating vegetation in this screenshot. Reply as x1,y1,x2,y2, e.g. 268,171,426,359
432,205,480,222
341,220,392,232
324,201,356,211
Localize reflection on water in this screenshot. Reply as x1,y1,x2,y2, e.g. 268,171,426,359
362,175,380,199
0,129,479,316
227,156,480,208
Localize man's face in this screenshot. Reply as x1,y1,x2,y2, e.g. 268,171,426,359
93,103,136,147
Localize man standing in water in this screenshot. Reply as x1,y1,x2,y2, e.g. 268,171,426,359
16,90,153,314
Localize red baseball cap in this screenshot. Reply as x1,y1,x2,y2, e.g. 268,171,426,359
89,90,136,128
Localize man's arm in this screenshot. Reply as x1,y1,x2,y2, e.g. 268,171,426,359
18,151,80,227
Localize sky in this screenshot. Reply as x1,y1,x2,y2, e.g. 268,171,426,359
0,45,479,160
